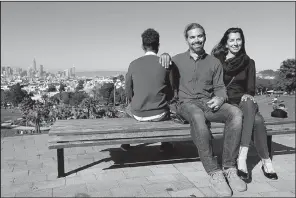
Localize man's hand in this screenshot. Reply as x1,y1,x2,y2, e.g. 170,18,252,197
159,53,172,69
241,94,256,103
207,96,224,111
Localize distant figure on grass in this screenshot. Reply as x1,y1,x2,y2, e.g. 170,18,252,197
123,28,174,152
212,27,278,180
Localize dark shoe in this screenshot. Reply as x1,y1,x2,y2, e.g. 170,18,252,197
159,142,174,152
261,166,278,180
120,144,131,151
237,169,249,180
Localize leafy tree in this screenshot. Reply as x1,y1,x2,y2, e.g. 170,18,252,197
47,84,57,92
9,83,28,106
90,84,102,101
99,82,114,104
69,91,89,106
258,69,277,76
276,58,296,92
256,78,275,94
75,80,84,91
59,83,66,92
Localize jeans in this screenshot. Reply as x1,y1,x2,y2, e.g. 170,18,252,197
177,100,243,174
236,99,270,159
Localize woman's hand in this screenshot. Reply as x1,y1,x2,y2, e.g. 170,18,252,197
241,94,256,103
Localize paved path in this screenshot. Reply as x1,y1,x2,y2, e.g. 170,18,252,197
1,133,295,197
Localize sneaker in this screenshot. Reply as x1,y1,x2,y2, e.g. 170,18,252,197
120,144,131,151
159,142,174,152
209,170,232,197
223,167,247,192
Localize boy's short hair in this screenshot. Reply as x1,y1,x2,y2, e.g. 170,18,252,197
141,28,159,50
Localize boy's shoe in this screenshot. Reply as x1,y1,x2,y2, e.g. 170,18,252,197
159,142,174,152
120,144,131,151
224,167,247,192
209,170,232,197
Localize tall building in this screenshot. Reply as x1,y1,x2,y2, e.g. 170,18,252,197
33,58,37,71
1,67,5,75
6,66,12,76
65,69,69,78
39,65,43,77
72,65,75,77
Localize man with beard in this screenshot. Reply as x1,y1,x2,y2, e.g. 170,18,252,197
159,23,246,196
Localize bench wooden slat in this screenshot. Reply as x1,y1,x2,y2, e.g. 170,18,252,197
48,128,295,149
49,119,295,136
48,124,295,144
49,129,192,143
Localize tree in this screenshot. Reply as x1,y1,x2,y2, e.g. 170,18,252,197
59,83,66,92
20,97,55,133
99,82,114,104
276,58,296,92
47,84,57,92
112,77,117,106
9,83,28,106
76,80,84,92
256,77,275,94
69,91,89,106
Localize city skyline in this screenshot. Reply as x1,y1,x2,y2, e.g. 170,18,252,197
1,2,295,72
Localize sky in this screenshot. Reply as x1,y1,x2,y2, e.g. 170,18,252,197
1,2,295,73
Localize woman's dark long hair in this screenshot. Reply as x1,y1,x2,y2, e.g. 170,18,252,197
211,27,246,59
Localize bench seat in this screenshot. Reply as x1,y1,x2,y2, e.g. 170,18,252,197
48,118,295,177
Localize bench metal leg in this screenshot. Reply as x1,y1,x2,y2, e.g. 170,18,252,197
57,148,65,178
267,135,272,160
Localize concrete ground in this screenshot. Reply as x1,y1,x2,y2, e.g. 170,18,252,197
1,133,295,197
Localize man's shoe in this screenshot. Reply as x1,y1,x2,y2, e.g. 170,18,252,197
120,144,131,151
159,142,174,152
224,167,247,192
209,170,232,197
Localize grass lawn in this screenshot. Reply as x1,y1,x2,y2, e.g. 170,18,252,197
255,95,295,121
1,108,23,123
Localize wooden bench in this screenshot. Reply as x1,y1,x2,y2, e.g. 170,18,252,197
48,118,295,178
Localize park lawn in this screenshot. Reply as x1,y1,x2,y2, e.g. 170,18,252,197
1,108,23,123
255,95,295,121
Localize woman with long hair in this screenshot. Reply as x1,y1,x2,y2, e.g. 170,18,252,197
211,27,278,180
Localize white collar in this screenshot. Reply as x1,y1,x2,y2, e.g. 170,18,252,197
145,51,157,56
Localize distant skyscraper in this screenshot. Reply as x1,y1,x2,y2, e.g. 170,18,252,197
65,69,69,77
13,68,17,75
1,67,5,75
72,65,75,77
33,58,37,71
39,65,43,77
6,66,11,76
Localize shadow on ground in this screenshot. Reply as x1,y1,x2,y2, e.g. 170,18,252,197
63,138,295,179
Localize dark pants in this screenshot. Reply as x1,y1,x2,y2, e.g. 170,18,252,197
177,101,243,174
236,99,270,159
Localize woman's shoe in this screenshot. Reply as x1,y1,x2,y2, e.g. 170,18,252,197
237,169,249,180
261,166,278,180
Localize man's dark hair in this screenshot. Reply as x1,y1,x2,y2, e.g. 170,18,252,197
141,28,159,52
184,23,206,39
